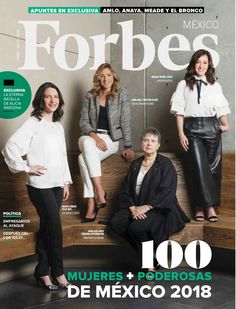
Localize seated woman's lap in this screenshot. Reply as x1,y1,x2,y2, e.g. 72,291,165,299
78,135,119,161
110,208,158,240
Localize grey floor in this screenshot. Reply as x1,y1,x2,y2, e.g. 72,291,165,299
0,266,234,309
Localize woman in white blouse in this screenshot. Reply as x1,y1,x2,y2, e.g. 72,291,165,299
2,82,72,289
170,49,230,222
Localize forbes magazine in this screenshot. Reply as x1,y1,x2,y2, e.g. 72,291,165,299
0,0,234,308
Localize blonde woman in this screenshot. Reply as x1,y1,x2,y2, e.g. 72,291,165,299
78,63,134,222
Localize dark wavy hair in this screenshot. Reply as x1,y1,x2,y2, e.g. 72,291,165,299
185,49,216,90
91,63,120,100
141,127,161,145
31,82,64,122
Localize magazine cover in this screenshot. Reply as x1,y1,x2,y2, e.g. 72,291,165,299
0,0,235,308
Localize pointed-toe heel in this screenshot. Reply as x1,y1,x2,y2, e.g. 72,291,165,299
57,282,72,289
51,274,72,289
34,270,58,290
81,204,99,223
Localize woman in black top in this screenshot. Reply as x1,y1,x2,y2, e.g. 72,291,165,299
110,128,189,270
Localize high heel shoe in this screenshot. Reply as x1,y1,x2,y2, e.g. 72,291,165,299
206,206,218,222
51,274,72,289
56,282,72,289
34,270,58,290
207,216,218,222
97,192,107,209
81,204,99,223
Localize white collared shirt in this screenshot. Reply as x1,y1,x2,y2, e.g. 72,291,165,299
170,76,231,117
2,117,72,189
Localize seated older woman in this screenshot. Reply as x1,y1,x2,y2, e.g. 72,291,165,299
110,127,189,270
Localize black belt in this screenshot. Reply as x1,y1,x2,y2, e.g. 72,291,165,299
96,129,110,135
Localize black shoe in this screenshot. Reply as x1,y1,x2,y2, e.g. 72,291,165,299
98,219,109,225
34,270,58,290
57,282,72,289
97,192,107,209
194,215,205,222
81,204,99,223
81,217,96,223
207,215,218,222
51,274,72,289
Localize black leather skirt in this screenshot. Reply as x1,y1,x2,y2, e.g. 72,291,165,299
184,117,222,209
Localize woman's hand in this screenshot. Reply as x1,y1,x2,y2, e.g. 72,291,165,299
92,135,108,151
176,115,189,151
129,205,151,220
63,186,70,201
220,124,229,133
130,206,146,219
28,165,47,175
219,115,229,133
122,148,134,161
179,133,189,151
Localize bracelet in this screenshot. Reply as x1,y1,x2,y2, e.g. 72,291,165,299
124,146,132,149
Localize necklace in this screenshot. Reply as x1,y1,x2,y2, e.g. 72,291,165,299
141,159,155,168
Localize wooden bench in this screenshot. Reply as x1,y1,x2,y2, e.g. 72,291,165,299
0,152,234,262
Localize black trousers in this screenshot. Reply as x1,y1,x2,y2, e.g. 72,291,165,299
110,209,159,258
184,117,222,210
27,185,64,277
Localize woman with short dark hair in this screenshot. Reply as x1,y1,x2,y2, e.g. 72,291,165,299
110,128,189,271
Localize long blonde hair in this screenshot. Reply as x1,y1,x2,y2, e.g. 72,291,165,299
91,63,120,99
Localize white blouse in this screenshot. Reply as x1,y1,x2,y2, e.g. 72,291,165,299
170,76,231,118
2,117,72,189
136,168,148,195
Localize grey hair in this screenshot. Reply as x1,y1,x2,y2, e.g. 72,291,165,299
141,127,161,145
